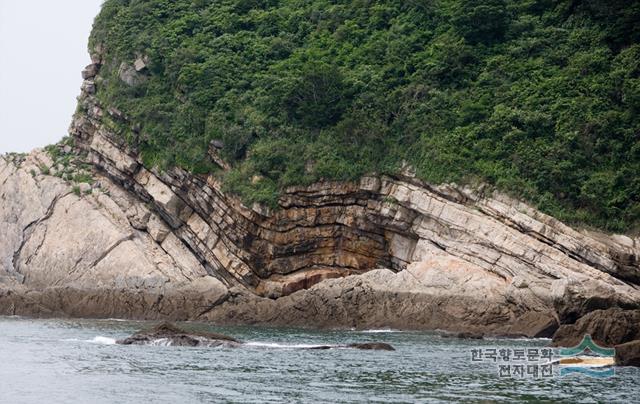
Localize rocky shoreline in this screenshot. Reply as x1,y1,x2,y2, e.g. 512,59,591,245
117,322,395,350
1,52,639,343
2,144,639,340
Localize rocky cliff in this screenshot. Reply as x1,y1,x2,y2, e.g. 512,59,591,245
1,55,639,337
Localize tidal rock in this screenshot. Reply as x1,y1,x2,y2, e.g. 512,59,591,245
117,322,241,347
346,342,395,351
551,308,640,347
454,332,485,340
615,340,640,367
306,343,395,351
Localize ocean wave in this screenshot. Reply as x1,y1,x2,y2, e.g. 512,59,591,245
359,329,398,333
244,342,334,349
89,336,117,345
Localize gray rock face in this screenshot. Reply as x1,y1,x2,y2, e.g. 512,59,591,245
118,62,145,86
0,150,228,319
0,57,639,335
615,340,640,367
551,308,640,347
81,64,99,79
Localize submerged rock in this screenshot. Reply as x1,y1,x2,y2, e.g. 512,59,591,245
455,332,484,340
117,322,241,347
306,343,395,351
346,342,395,351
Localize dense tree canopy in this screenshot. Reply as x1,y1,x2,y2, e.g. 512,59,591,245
90,0,640,231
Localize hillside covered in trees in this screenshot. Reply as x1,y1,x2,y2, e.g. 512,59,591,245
89,0,640,231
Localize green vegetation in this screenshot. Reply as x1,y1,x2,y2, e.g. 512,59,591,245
90,0,640,231
45,137,96,192
4,152,27,168
38,163,51,176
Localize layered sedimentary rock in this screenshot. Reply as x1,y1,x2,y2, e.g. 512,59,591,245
1,56,639,336
0,150,228,319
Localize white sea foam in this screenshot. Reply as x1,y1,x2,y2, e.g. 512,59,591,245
149,338,172,347
88,336,117,345
360,329,398,333
244,342,332,349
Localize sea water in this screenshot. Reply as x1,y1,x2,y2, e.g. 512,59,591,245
0,317,638,403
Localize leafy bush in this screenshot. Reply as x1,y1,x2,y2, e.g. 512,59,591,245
90,0,640,231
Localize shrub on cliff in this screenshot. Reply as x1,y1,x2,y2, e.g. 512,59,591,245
89,0,640,232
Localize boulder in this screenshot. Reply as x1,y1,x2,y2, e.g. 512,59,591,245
551,308,640,347
210,140,224,150
118,63,144,86
81,64,99,79
615,340,640,367
134,57,147,72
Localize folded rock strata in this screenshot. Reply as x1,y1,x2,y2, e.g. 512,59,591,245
1,58,639,336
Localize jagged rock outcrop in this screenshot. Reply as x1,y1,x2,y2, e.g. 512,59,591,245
1,55,639,335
